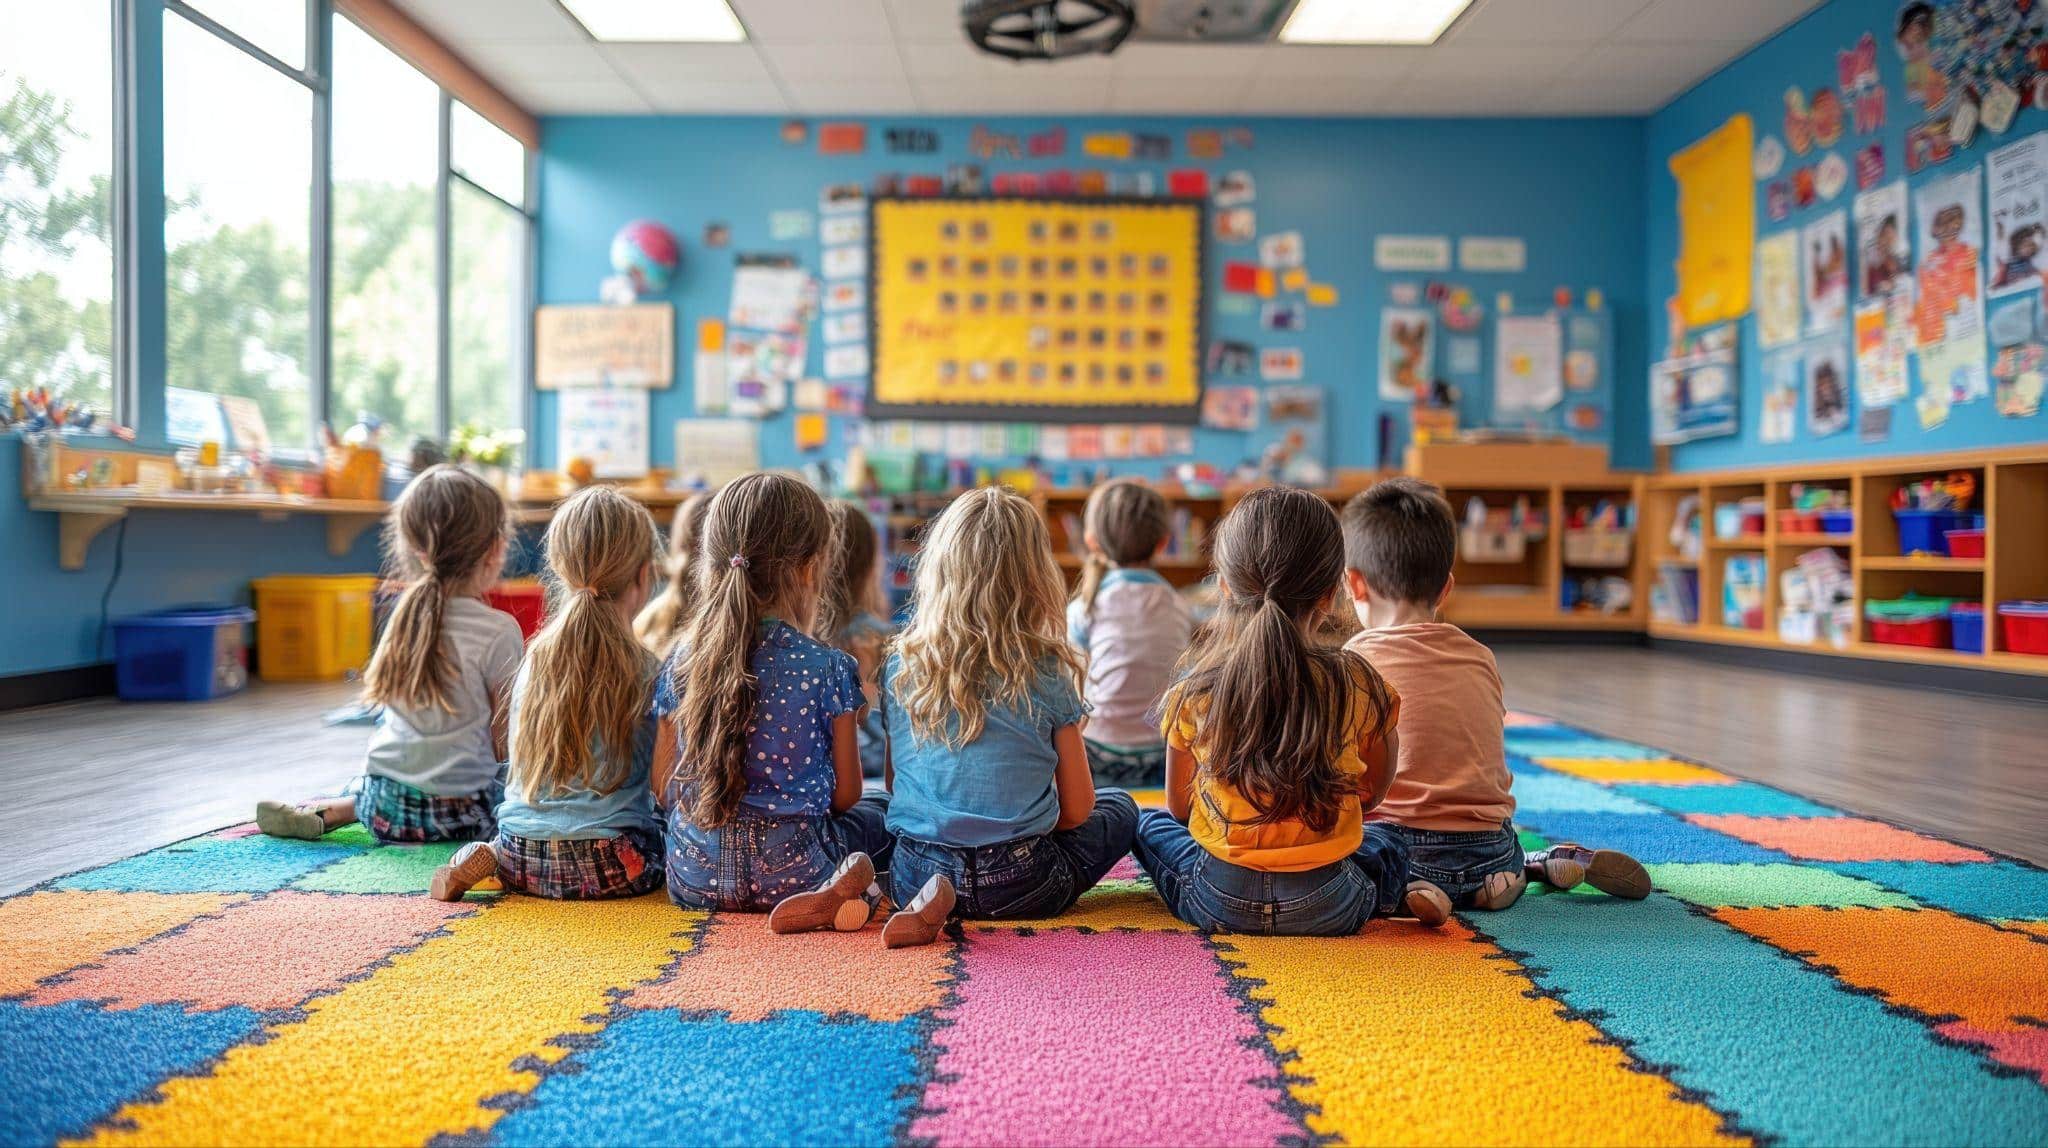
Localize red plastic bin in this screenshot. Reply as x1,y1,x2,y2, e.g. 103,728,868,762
1999,602,2048,656
1868,616,1952,648
1944,529,1985,559
486,580,548,641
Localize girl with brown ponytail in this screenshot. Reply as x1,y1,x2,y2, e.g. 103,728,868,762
1134,486,1453,935
651,473,894,929
256,465,521,845
431,485,667,901
632,489,714,655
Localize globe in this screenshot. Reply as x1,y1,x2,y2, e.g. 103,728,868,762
609,220,681,295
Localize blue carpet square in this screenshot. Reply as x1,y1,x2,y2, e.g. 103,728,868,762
1513,772,1661,815
1614,782,1842,819
55,831,363,893
1511,810,1791,864
1504,736,1669,761
0,1001,261,1143
1831,860,2048,921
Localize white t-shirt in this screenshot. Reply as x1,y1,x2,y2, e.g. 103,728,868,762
1066,568,1193,748
363,596,524,796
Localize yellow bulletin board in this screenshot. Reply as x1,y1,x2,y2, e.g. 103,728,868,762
868,197,1205,423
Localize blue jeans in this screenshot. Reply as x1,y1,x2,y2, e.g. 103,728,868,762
1386,820,1523,908
1133,809,1411,936
665,793,894,912
890,789,1139,919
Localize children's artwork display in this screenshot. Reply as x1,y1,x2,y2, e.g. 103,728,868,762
1755,230,1802,348
1668,113,1755,326
1762,349,1800,444
1853,180,1910,299
1912,167,1988,405
1853,291,1911,408
556,388,650,478
1988,287,2046,417
1377,307,1434,400
867,197,1204,422
1804,338,1850,437
1251,384,1327,486
1650,342,1739,445
1800,210,1849,333
1986,132,2048,297
1493,314,1563,415
1199,384,1258,430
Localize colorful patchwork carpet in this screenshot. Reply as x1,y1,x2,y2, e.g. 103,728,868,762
6,714,2048,1147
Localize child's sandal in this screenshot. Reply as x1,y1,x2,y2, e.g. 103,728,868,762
256,801,328,841
430,841,499,902
769,852,880,934
1402,880,1453,928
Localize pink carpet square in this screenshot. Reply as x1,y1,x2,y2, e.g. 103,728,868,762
1687,815,1992,863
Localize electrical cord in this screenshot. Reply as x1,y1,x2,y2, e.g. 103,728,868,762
95,516,130,660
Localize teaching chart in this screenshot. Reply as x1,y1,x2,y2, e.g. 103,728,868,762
868,197,1205,423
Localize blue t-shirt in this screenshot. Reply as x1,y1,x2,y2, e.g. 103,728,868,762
494,660,662,841
881,653,1090,847
653,619,863,819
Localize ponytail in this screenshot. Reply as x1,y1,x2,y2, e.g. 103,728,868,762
670,473,832,828
513,486,661,801
1072,478,1170,623
362,465,508,713
634,490,714,654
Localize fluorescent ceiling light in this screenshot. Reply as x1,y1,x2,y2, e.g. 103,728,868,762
1279,0,1474,45
559,0,746,42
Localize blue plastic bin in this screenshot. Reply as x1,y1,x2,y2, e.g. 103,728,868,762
1952,603,1985,654
112,606,256,701
1819,509,1854,534
1893,509,1972,556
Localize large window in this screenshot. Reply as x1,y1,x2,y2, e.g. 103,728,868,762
0,0,117,416
449,178,526,439
163,4,316,451
329,15,438,444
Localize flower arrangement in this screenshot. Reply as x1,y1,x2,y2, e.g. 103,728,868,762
447,422,525,469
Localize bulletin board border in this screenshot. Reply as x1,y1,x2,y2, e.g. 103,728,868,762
862,194,1208,426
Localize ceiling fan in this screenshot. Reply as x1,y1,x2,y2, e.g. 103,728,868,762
961,0,1300,61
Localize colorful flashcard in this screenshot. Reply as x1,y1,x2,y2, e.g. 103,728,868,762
1201,385,1259,430
1762,349,1800,444
1987,131,2048,297
1805,337,1851,437
1801,210,1849,334
1258,231,1304,270
1260,347,1303,381
1756,230,1802,349
1377,307,1433,400
1913,167,1988,404
1854,181,1911,299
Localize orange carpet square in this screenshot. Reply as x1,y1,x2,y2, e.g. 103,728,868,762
1689,815,1992,862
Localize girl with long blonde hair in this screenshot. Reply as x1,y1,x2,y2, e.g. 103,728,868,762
431,485,667,900
871,486,1138,948
652,473,893,930
632,490,713,654
256,465,522,845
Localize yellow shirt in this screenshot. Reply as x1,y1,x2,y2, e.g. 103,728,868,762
1161,665,1400,872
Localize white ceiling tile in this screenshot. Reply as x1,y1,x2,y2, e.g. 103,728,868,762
1414,39,1591,84
902,41,1114,82
1253,44,1428,79
732,0,899,44
910,73,1114,112
1451,0,1653,43
883,0,964,42
757,42,906,81
644,80,789,113
1107,77,1256,113
600,43,776,87
511,79,652,114
390,0,589,45
783,76,920,114
1240,72,1404,114
1615,0,1823,43
458,40,619,85
1109,43,1265,79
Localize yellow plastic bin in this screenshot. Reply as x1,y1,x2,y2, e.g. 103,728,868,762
251,575,379,681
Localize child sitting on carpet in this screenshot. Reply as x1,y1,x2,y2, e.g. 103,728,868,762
781,486,1138,948
656,473,893,924
1066,479,1192,787
1133,487,1450,935
256,466,520,846
633,490,713,655
817,500,894,779
430,486,666,901
1339,477,1650,909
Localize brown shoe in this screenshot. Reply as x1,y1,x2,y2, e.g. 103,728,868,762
1526,844,1588,890
430,841,499,901
1529,843,1651,899
1468,869,1527,911
256,801,327,841
881,873,956,948
1402,880,1453,928
769,852,879,934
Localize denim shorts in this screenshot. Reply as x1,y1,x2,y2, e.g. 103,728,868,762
1386,820,1523,907
665,795,892,912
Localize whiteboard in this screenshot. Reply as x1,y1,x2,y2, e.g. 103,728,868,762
556,388,650,479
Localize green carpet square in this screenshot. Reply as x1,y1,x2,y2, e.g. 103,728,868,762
1645,862,1917,909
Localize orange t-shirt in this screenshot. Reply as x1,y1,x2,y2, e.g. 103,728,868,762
1162,663,1400,872
1345,623,1515,832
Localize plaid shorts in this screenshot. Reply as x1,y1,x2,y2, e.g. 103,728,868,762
1084,738,1167,788
351,774,502,845
495,827,666,900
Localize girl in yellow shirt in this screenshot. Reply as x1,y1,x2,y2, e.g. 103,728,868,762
1136,487,1452,935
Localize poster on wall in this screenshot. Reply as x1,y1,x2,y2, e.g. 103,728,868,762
1493,314,1563,415
1801,209,1849,333
1805,338,1851,437
1853,291,1911,408
1650,342,1739,445
1989,287,2045,417
1854,180,1911,299
556,388,650,479
1761,349,1801,444
1377,308,1435,400
1669,113,1756,327
1756,231,1802,348
1913,167,1989,405
1986,132,2048,296
1252,385,1328,486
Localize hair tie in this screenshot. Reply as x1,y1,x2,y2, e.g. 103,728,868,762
728,554,751,570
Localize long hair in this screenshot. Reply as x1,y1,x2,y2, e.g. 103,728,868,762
512,485,661,802
670,473,833,828
816,500,885,645
361,465,509,714
892,486,1083,748
1169,487,1395,832
633,490,713,654
1073,478,1171,622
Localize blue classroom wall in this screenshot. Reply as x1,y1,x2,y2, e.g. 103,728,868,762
1646,0,2048,471
535,115,1650,475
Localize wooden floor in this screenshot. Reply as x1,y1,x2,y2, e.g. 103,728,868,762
1,647,2041,894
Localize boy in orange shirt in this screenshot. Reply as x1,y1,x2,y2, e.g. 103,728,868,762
1339,478,1649,910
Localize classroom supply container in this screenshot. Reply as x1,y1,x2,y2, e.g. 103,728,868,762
1776,510,1820,534
1459,525,1527,564
1944,528,1986,559
1865,596,1958,649
1818,509,1855,534
486,580,547,640
1950,603,1985,654
112,606,255,701
1998,602,2048,655
250,575,378,681
1562,528,1632,568
1892,509,1972,556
